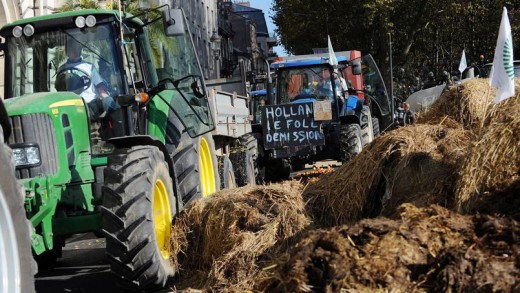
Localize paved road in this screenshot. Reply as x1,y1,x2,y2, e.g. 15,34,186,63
35,233,123,293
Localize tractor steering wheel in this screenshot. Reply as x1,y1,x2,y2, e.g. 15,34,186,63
55,67,92,95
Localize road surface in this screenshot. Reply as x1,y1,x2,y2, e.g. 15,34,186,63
35,233,121,293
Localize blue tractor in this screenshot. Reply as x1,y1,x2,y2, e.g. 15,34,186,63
254,50,393,178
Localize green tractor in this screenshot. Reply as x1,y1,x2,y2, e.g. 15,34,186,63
0,6,219,291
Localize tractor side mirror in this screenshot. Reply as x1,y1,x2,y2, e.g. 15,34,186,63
163,9,185,36
351,60,362,75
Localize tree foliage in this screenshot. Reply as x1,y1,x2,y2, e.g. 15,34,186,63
57,0,99,12
272,0,520,81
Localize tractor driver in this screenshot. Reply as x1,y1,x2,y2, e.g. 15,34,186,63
331,70,348,100
299,73,315,95
55,38,118,119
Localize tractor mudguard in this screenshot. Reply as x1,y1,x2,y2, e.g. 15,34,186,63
108,135,174,176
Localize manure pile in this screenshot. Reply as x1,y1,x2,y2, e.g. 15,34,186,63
168,79,519,292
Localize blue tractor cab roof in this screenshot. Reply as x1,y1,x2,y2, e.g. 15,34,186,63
251,89,267,97
271,56,348,69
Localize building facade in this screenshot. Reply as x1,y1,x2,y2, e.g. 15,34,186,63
175,0,218,80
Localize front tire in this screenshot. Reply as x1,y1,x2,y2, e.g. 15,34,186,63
339,124,362,162
0,136,35,293
372,117,380,138
102,146,177,292
230,134,258,186
360,106,374,146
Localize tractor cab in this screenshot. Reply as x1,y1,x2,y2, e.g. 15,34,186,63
272,56,348,108
0,9,214,155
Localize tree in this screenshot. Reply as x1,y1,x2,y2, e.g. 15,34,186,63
273,0,520,86
57,0,99,12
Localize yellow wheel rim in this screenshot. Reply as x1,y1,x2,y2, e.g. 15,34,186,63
153,178,172,259
199,137,216,197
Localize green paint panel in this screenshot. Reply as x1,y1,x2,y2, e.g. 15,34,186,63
4,92,83,115
147,90,176,142
7,92,96,251
91,156,108,166
53,212,102,236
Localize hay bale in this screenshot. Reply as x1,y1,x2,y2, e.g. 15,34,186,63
169,181,311,291
264,204,520,292
303,123,471,226
417,79,495,130
456,96,520,219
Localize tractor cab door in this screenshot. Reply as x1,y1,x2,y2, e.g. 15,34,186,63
137,8,215,138
359,54,393,130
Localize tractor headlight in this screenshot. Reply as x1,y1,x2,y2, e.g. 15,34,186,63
85,15,96,27
12,26,23,38
23,24,35,37
75,16,86,28
12,144,41,168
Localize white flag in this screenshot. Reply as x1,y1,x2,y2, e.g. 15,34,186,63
327,35,338,67
490,7,515,103
458,50,467,73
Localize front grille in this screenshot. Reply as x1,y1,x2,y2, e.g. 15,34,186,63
9,113,59,179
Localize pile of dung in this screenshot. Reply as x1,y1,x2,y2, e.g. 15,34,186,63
292,166,335,185
303,123,471,226
169,181,311,291
263,204,520,292
456,95,520,220
416,78,495,130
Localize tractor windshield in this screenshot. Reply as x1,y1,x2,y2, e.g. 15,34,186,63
5,24,123,99
277,65,335,104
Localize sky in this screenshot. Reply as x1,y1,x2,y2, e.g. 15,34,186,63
248,0,286,56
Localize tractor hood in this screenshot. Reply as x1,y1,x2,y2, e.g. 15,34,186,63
4,92,85,116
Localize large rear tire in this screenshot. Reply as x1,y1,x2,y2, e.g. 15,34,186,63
229,134,258,186
102,146,177,292
0,126,35,293
166,114,219,203
198,133,219,197
265,157,291,183
218,156,236,189
339,124,362,163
